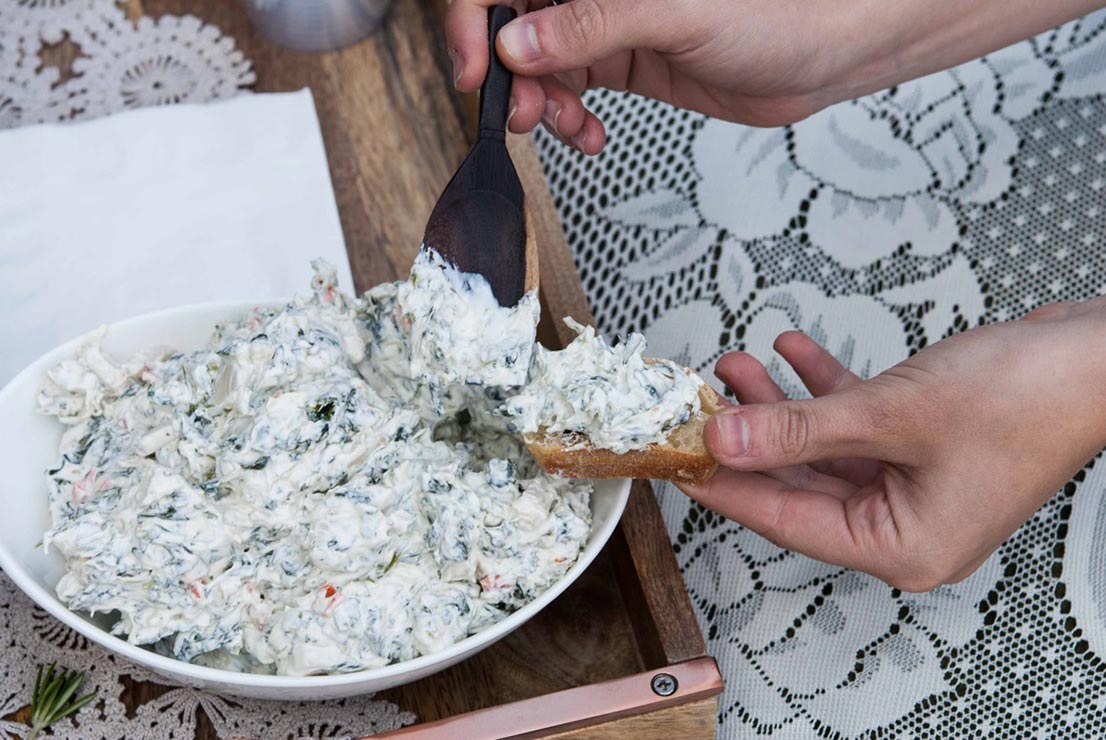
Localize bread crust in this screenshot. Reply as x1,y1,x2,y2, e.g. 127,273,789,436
524,384,723,485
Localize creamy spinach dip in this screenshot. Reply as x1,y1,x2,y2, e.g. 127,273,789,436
38,253,589,676
504,319,703,453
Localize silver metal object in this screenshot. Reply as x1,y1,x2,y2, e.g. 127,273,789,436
650,672,678,697
242,0,393,53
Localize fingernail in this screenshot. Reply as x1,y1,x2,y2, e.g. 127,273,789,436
714,413,750,457
571,129,589,153
506,101,518,131
449,50,463,87
543,99,562,135
499,21,540,63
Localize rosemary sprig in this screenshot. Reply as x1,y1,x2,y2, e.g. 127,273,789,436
27,663,97,740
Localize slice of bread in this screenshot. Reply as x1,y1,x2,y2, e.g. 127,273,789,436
524,383,724,485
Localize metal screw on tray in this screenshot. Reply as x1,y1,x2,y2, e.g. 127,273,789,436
650,672,678,697
242,0,393,52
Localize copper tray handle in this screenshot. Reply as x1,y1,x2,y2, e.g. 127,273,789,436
372,657,723,739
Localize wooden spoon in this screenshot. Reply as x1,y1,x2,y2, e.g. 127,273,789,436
422,5,538,307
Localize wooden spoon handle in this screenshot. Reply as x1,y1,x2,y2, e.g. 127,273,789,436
479,5,517,140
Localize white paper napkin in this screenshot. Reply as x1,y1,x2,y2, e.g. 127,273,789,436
0,89,353,384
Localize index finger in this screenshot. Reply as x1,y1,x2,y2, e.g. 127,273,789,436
678,468,878,572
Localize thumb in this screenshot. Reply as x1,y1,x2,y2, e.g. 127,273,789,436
704,391,910,469
497,0,659,76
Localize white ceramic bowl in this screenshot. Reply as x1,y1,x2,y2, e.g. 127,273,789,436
0,301,630,700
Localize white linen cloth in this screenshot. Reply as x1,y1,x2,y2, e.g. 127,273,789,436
0,89,353,384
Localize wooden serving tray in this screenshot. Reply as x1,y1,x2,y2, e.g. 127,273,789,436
119,2,724,736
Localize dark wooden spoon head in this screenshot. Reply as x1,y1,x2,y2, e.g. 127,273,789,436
422,5,535,307
423,137,528,305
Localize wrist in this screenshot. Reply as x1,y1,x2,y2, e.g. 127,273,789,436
809,0,1106,109
1028,297,1106,456
1079,298,1106,431
728,0,869,114
806,0,947,105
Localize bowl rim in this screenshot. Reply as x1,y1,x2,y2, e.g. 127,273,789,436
0,298,630,688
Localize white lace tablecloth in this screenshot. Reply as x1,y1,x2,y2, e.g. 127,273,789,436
0,2,415,738
536,11,1106,739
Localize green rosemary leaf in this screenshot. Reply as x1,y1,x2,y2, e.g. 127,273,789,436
50,672,84,717
54,690,97,721
27,663,97,740
35,665,61,717
32,663,43,705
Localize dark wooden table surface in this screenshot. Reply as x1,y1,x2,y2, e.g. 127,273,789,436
9,2,718,737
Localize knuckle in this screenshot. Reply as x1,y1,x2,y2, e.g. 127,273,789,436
886,571,938,593
861,402,910,444
775,403,814,459
769,488,795,537
944,568,973,586
856,381,925,454
884,556,949,593
558,0,607,49
1023,300,1075,322
827,365,857,393
789,465,818,489
859,384,914,434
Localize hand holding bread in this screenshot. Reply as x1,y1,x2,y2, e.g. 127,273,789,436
680,304,1106,591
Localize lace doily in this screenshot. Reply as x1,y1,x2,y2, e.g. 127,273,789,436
537,9,1106,737
0,0,255,129
0,2,415,737
0,573,416,739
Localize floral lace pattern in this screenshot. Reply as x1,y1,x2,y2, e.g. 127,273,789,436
0,2,414,737
537,10,1106,737
0,0,254,129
